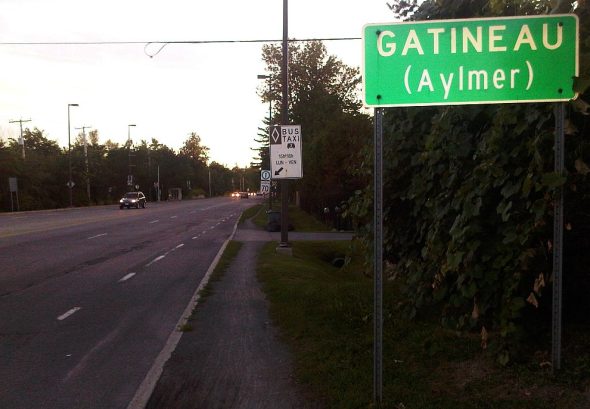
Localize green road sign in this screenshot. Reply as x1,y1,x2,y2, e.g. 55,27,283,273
363,14,579,107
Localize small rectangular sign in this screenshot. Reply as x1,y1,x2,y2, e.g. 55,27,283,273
8,177,17,193
270,125,303,179
363,14,579,107
260,180,271,193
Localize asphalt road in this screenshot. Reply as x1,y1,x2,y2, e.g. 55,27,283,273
0,197,255,409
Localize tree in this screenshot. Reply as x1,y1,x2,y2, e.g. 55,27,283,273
258,40,372,216
179,132,209,164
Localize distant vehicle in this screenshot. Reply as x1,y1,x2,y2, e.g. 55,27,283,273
240,192,249,199
119,191,146,209
231,192,240,198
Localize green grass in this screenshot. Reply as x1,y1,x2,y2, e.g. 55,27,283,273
252,202,329,232
257,241,590,409
178,240,243,331
193,241,243,305
239,204,263,224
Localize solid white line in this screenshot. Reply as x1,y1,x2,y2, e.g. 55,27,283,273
149,220,160,224
57,307,81,321
119,273,136,282
126,216,240,409
88,233,107,240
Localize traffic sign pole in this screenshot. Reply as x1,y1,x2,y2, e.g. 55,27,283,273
552,102,565,371
373,107,384,405
279,0,289,248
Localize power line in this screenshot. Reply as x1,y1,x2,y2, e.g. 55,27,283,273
0,37,361,46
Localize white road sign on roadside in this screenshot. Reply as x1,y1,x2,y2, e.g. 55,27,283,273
270,125,302,179
260,180,271,193
260,169,271,181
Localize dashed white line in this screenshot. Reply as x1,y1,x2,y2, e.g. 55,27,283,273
175,244,184,249
145,255,166,267
170,216,177,219
57,307,81,321
192,236,199,240
88,233,107,240
119,273,136,282
149,220,160,224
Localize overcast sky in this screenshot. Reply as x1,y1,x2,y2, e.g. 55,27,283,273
0,0,393,167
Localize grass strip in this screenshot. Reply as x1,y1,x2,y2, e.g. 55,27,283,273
179,240,244,332
239,204,263,224
252,203,329,232
257,240,589,409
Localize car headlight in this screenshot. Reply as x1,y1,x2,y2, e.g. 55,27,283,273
131,199,137,203
119,199,124,203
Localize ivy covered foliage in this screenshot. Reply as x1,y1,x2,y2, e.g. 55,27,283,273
349,0,590,360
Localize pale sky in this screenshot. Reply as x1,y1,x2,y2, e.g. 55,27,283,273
0,0,393,168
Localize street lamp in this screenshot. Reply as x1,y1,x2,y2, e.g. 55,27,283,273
67,103,79,207
257,74,273,209
127,124,136,188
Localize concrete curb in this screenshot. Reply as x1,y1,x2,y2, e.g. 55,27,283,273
126,219,240,409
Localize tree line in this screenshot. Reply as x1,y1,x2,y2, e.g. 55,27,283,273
0,129,258,210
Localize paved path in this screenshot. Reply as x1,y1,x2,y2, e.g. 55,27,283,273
233,229,353,242
143,221,338,409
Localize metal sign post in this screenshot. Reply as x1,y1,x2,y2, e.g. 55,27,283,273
552,102,565,371
373,107,384,404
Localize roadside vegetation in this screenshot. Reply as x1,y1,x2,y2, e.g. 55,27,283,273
257,239,590,408
250,202,330,232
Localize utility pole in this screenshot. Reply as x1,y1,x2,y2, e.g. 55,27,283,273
279,0,290,247
75,126,92,205
9,118,31,159
128,124,136,189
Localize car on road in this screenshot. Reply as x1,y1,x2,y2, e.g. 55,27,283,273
119,191,146,209
240,192,248,199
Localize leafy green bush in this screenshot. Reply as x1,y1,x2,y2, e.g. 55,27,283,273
348,0,590,359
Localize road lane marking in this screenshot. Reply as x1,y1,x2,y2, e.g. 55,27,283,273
119,273,136,282
149,220,160,224
170,216,177,219
175,244,184,249
146,255,166,267
192,236,199,240
88,233,107,240
57,307,81,321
